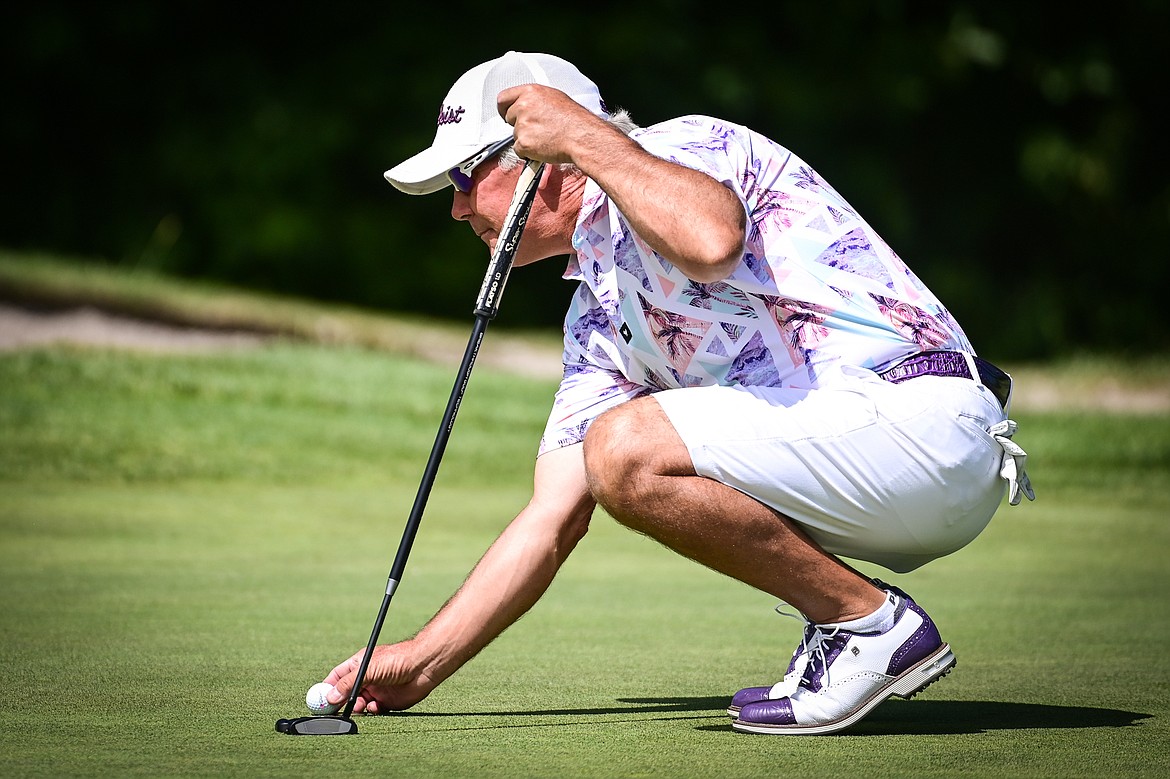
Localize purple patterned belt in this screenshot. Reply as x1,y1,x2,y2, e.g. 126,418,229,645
875,350,1011,408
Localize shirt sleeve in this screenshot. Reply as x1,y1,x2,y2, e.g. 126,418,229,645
538,362,653,456
633,116,752,203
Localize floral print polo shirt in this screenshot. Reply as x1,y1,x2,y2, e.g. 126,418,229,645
539,115,972,455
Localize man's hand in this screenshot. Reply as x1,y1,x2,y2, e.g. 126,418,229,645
323,641,439,715
498,83,624,166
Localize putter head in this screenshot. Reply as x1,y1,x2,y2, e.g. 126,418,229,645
275,715,358,735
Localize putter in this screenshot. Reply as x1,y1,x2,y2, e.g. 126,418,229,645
277,158,546,736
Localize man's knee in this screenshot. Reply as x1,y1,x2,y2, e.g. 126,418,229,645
582,397,692,509
582,403,639,504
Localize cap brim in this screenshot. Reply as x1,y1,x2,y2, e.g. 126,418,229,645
382,143,476,195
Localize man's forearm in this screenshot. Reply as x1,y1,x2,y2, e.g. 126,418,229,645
409,493,593,685
573,128,746,282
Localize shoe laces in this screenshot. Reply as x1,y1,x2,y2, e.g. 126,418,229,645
801,624,844,691
774,603,845,692
773,603,813,669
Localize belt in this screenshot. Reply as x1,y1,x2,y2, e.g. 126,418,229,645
876,350,1012,408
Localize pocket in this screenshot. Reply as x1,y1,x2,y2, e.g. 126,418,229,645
957,411,1003,458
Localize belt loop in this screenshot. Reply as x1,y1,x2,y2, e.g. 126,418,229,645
960,351,980,385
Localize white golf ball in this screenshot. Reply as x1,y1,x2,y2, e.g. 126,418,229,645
305,682,339,715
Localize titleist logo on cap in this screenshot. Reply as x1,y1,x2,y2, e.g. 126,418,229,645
437,105,465,126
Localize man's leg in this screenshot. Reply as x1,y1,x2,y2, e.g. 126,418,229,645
583,392,958,735
581,395,884,624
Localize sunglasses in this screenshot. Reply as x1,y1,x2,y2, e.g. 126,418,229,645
446,138,513,194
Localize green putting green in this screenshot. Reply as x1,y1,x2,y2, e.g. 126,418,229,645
1,344,1167,778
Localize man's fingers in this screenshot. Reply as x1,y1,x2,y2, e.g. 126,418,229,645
316,645,426,713
322,649,367,702
496,85,524,125
325,675,351,705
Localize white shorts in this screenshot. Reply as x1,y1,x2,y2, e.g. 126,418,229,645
653,365,1009,573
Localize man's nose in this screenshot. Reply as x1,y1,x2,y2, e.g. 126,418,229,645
451,190,472,222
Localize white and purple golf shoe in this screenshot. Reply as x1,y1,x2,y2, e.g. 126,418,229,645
731,590,955,735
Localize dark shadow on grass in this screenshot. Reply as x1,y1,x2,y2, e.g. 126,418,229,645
357,696,730,733
698,699,1153,736
357,696,1151,736
381,695,729,720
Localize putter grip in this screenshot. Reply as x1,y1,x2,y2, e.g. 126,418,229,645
474,159,545,318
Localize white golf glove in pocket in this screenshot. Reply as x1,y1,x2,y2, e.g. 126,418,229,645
988,419,1035,505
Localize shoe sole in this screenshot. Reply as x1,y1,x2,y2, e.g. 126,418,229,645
731,643,956,735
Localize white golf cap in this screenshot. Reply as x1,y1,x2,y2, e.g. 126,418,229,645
384,51,607,195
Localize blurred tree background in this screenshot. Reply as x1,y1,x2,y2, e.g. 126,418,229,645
2,0,1167,359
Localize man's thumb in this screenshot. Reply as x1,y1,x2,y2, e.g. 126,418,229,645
326,675,352,705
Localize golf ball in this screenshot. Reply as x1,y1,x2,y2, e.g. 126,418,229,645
305,682,339,715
